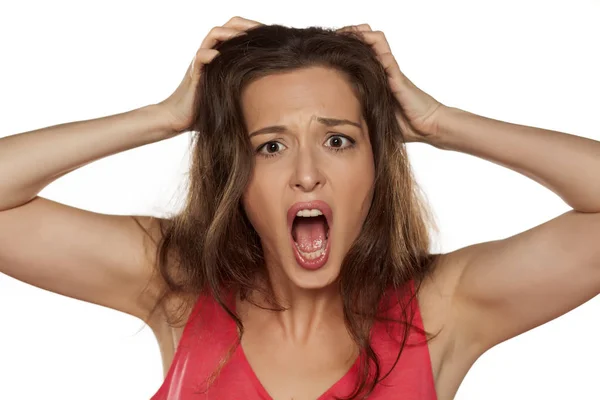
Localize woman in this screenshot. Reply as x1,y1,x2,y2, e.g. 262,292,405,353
0,16,599,400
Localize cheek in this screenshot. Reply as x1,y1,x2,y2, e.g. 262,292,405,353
242,167,284,239
345,153,374,196
340,154,375,226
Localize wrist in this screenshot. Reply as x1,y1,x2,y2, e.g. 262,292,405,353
144,104,181,139
426,105,460,150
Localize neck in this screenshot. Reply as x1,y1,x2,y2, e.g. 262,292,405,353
238,265,346,345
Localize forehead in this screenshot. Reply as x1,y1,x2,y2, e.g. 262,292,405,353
240,67,362,125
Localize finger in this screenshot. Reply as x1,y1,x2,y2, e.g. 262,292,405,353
377,52,402,75
336,26,393,58
223,16,264,30
353,23,372,31
200,26,247,49
190,49,220,79
336,24,372,32
336,23,372,33
356,30,392,55
376,52,407,93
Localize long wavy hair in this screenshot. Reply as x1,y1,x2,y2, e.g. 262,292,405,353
138,23,442,399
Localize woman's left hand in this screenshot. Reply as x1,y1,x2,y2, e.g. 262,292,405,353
337,24,446,143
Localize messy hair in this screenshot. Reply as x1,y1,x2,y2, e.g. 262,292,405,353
140,23,441,399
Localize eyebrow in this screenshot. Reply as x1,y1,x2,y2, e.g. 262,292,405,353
248,117,362,138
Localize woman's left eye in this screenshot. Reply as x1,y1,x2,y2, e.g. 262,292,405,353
325,135,355,150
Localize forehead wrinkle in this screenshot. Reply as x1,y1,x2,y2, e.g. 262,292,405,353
248,114,363,138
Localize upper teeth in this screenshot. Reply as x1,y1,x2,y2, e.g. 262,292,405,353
296,209,323,217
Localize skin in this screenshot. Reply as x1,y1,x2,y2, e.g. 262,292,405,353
3,16,598,400
239,66,375,342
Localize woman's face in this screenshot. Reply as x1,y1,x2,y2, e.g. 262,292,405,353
241,66,375,290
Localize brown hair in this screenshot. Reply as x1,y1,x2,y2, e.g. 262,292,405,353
139,24,441,399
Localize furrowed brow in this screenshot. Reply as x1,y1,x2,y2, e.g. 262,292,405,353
248,117,362,138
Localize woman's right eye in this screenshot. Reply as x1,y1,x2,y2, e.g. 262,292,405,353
257,141,286,158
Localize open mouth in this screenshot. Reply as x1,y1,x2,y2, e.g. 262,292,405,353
287,201,333,271
291,213,330,260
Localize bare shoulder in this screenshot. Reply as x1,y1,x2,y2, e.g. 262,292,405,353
416,250,483,399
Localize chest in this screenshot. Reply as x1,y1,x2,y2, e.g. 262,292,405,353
153,279,477,400
238,328,360,400
157,327,445,399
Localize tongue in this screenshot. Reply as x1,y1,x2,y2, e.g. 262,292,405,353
293,217,327,252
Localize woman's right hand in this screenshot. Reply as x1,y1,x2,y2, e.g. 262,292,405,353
157,16,262,137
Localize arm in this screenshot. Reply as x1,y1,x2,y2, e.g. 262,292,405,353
0,17,260,326
0,105,174,323
0,105,173,211
429,106,600,353
338,22,600,355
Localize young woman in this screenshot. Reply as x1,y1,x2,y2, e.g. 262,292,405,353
1,16,599,400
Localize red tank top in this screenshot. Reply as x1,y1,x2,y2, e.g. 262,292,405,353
150,279,437,399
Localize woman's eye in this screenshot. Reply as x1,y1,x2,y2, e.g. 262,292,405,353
325,135,354,149
258,141,286,156
257,135,355,158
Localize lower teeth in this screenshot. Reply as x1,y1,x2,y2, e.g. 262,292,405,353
295,240,327,260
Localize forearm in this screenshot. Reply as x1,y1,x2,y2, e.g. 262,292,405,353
430,106,600,213
0,104,174,211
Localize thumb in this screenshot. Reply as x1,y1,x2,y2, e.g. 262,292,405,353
189,49,220,80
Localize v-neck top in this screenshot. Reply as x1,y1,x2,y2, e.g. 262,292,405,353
150,279,438,399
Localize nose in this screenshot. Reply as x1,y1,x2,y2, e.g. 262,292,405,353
289,145,325,192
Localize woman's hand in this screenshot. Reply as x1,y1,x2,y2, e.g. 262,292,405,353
337,24,446,144
157,16,263,137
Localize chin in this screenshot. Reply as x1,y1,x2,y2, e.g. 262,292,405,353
280,251,342,291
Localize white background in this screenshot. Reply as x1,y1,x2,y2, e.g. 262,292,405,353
1,0,599,398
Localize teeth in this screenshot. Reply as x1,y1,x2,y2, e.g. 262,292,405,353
296,209,323,217
295,241,327,260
